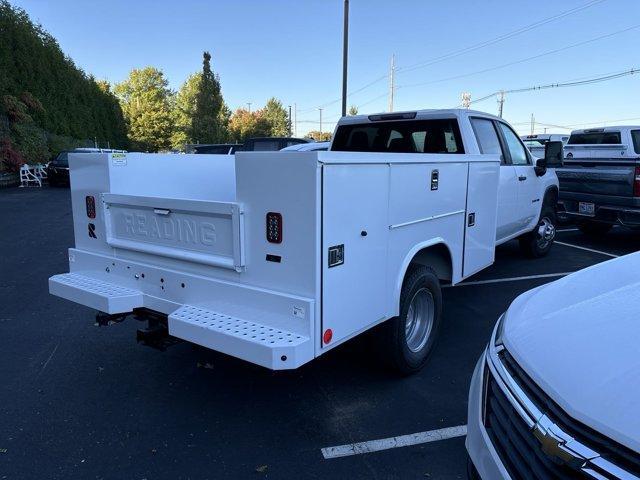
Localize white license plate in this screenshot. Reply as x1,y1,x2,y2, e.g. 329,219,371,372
579,202,595,216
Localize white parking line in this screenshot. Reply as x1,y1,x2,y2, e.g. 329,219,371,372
321,425,467,459
446,272,573,287
555,241,619,258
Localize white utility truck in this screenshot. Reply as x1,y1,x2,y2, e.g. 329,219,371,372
49,110,560,373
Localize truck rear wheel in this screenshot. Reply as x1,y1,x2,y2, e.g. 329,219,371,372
379,266,442,375
519,203,556,258
578,221,612,237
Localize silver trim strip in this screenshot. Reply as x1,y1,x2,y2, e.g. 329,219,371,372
389,210,464,230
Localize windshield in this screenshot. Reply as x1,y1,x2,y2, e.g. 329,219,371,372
54,152,69,166
331,119,464,153
567,132,621,145
523,140,546,147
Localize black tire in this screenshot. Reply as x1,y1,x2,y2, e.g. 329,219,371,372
578,221,612,237
519,202,557,258
378,266,442,375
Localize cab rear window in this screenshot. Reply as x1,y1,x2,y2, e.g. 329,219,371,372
632,130,640,154
331,119,464,154
567,132,621,144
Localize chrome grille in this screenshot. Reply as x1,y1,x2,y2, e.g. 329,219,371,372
484,350,640,480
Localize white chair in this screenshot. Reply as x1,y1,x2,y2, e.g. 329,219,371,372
34,163,48,182
19,164,42,187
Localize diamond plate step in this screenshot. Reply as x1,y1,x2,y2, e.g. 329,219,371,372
169,305,312,370
49,273,143,314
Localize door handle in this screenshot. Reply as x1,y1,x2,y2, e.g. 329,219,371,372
518,175,527,181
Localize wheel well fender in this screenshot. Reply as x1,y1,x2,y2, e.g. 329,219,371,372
543,185,558,206
392,240,453,316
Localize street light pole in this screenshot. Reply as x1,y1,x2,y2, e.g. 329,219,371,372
341,0,349,117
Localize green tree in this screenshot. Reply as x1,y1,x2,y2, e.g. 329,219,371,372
228,108,271,142
115,67,173,151
0,1,128,158
171,73,201,149
192,51,225,143
348,105,358,116
261,97,289,136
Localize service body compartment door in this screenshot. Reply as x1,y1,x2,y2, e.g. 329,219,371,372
463,161,500,277
322,164,389,347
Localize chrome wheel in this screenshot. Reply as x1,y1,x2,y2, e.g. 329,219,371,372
536,217,555,250
405,288,435,353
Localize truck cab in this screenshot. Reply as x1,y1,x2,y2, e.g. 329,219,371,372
330,109,560,256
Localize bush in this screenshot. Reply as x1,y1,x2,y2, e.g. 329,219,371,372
2,95,31,123
0,138,24,172
12,122,49,164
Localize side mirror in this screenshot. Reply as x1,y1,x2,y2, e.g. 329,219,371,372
544,141,564,168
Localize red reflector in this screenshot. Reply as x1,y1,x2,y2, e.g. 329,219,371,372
85,195,96,219
266,212,282,243
323,329,333,344
634,167,640,197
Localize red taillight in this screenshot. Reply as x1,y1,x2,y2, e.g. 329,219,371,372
86,195,96,218
634,167,640,197
266,212,282,243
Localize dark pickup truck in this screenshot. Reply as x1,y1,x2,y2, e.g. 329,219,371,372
557,126,640,235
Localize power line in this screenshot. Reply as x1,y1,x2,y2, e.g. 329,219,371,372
516,116,640,130
400,23,640,90
466,67,638,107
397,0,607,74
296,0,607,114
297,74,387,113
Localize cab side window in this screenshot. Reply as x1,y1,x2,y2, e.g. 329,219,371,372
470,118,504,163
498,123,529,165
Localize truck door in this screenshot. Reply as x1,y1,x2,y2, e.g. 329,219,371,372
497,123,540,229
322,164,389,348
470,117,520,242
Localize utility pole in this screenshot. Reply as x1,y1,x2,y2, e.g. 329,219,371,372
341,0,349,117
288,105,292,136
246,102,252,113
318,108,323,134
388,54,396,112
497,91,505,118
294,102,297,137
530,113,535,135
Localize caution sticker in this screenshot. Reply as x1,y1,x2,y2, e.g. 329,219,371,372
112,153,127,166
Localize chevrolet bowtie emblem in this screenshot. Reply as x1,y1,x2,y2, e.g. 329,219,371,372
532,416,584,466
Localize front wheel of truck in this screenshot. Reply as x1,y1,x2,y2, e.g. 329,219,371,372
379,266,442,375
519,203,557,258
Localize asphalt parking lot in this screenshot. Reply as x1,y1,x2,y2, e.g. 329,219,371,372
1,187,638,480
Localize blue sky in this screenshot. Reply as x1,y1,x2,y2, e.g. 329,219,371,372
12,0,640,136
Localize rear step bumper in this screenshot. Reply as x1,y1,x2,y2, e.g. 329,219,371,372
169,305,311,369
49,270,314,370
49,273,143,314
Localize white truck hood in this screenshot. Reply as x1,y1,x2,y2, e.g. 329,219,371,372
503,252,640,454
